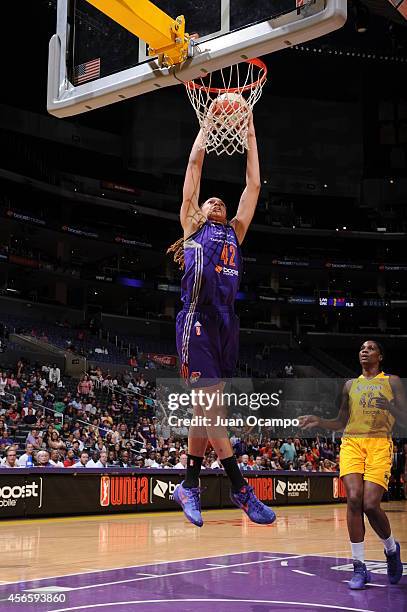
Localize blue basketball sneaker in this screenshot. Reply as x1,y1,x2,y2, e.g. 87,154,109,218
385,541,403,585
230,485,276,524
348,561,371,589
173,482,203,527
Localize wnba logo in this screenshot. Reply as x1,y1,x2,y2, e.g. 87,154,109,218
99,476,149,507
333,477,347,499
246,478,273,502
100,476,110,507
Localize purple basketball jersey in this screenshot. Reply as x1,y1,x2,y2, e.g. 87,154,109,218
176,221,241,385
181,221,241,307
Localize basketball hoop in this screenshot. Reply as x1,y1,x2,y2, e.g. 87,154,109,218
185,58,267,156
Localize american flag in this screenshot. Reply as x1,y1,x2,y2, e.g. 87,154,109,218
73,57,101,86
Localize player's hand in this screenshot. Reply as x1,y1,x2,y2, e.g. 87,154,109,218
298,415,321,430
374,392,392,411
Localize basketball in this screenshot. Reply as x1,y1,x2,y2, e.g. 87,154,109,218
211,92,247,115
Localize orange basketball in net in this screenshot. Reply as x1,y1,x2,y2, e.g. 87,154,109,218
186,58,267,155
211,92,246,116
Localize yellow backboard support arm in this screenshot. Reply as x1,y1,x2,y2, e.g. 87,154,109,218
85,0,190,66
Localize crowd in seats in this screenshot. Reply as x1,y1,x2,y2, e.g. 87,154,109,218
0,358,406,501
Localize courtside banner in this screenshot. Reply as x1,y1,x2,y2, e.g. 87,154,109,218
221,474,276,507
1,471,345,518
0,474,28,518
309,473,336,503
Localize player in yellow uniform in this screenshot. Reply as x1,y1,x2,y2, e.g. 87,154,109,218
299,340,405,589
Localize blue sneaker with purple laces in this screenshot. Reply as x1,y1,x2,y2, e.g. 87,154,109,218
230,485,276,524
173,481,203,527
385,541,403,585
348,561,371,589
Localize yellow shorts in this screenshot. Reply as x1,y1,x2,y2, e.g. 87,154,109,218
339,437,393,490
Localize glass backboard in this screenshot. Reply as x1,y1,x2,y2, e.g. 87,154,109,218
47,0,347,117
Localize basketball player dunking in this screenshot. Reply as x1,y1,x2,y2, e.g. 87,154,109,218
168,114,275,526
299,341,405,588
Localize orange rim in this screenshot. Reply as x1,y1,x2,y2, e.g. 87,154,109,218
186,58,267,94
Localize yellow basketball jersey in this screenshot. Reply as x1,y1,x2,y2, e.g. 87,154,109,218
343,372,395,437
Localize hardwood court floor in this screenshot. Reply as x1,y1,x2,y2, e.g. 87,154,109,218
0,501,406,584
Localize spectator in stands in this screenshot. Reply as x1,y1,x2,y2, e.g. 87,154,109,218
49,449,64,467
253,456,265,471
7,373,19,389
42,425,54,447
72,440,81,459
101,411,113,428
36,450,53,467
129,355,138,371
144,450,158,468
240,454,252,471
0,372,7,395
16,360,24,378
94,451,108,468
72,431,84,451
127,379,138,394
77,375,93,398
209,452,223,469
1,446,19,468
280,438,297,466
22,386,34,406
26,428,41,450
321,459,336,472
0,427,13,450
86,450,100,468
118,450,131,468
271,457,285,470
71,451,90,468
63,449,76,467
167,447,178,467
95,436,106,453
49,431,66,451
107,450,117,466
305,445,319,467
49,364,61,386
319,442,335,462
18,443,35,467
174,453,188,469
6,404,20,431
260,440,276,459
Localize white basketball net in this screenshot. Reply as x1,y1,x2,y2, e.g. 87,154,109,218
185,59,267,156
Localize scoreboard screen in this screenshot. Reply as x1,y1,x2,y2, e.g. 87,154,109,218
319,297,355,308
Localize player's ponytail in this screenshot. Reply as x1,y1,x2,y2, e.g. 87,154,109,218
167,237,186,270
167,217,206,270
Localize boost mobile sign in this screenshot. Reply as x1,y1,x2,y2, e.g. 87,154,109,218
0,479,42,509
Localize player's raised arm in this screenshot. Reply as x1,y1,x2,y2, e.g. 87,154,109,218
298,380,352,432
230,114,261,244
180,128,207,236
